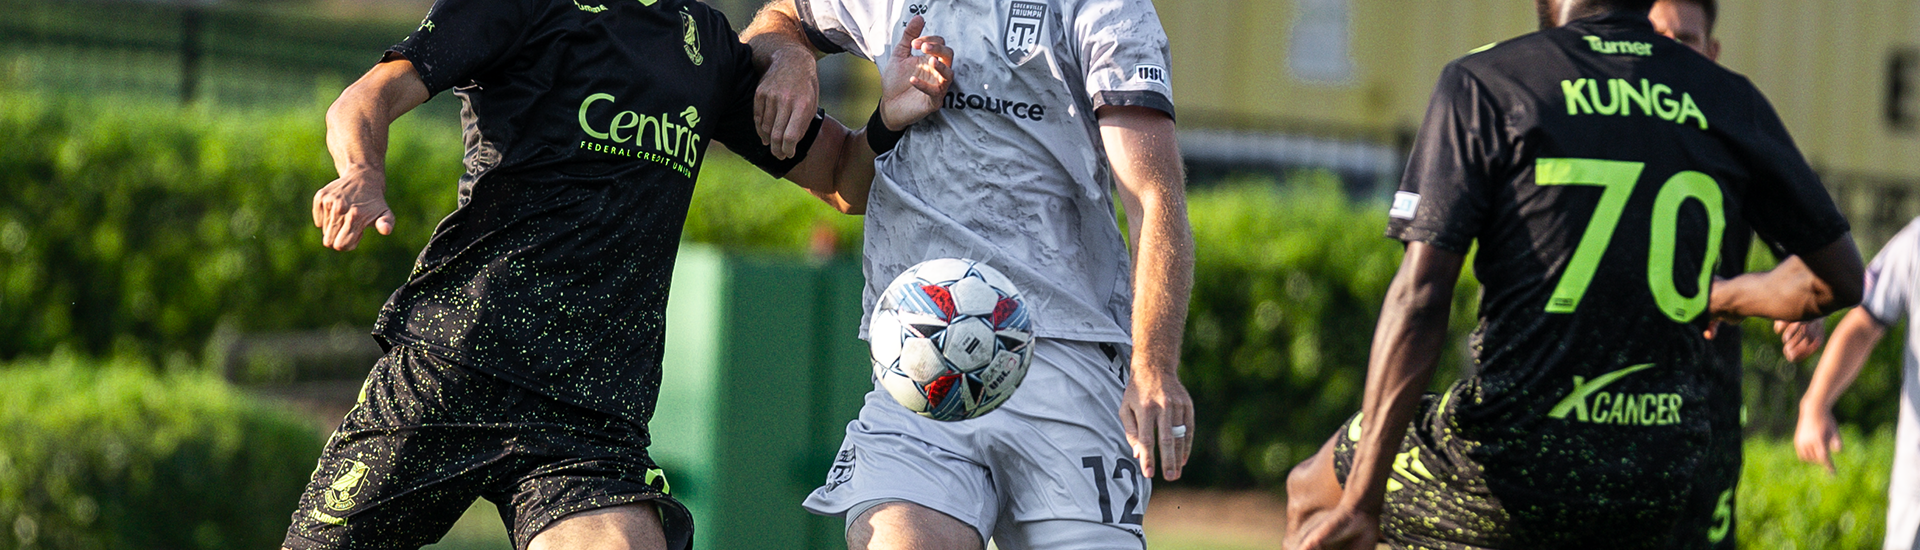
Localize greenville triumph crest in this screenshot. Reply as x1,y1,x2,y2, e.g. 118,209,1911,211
1002,1,1046,63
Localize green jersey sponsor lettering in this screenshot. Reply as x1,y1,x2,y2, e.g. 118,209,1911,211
1560,78,1708,130
1548,363,1684,426
577,93,703,178
1582,35,1653,56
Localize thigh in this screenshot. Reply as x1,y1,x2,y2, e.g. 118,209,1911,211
527,502,665,550
492,389,689,550
1330,391,1511,550
283,348,514,549
849,501,983,550
802,420,1001,544
983,340,1147,549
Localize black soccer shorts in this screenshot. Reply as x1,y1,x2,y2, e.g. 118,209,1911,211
282,345,691,550
1331,385,1717,550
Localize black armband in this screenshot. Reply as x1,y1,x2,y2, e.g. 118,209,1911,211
866,108,906,154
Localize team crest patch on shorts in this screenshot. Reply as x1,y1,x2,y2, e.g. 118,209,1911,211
1002,1,1046,64
823,448,857,491
323,459,373,512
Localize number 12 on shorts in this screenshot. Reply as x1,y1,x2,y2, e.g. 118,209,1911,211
1081,456,1145,524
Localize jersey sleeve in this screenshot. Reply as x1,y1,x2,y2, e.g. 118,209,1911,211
1734,87,1852,256
708,16,817,178
1072,0,1174,118
386,0,539,95
1385,62,1504,254
1861,221,1920,326
795,0,897,61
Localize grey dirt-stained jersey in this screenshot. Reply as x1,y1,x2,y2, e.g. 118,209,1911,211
797,0,1175,343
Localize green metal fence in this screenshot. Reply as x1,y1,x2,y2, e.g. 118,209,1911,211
653,245,872,550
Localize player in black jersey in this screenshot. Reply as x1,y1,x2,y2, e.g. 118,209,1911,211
282,0,954,547
1284,1,1864,549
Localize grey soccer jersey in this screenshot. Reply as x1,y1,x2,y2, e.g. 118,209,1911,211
1858,217,1920,550
797,0,1175,342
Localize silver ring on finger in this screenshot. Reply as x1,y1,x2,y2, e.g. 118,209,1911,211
1171,424,1188,439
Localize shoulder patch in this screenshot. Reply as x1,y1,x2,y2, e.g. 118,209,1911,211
1131,64,1168,86
1390,191,1420,220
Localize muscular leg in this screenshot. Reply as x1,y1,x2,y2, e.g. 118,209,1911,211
1284,433,1345,550
849,501,983,550
528,502,666,550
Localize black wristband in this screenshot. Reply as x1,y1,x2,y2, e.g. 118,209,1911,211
866,108,906,154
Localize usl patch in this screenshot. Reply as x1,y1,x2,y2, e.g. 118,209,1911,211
1389,191,1419,219
681,12,704,66
1131,64,1167,85
1003,1,1047,62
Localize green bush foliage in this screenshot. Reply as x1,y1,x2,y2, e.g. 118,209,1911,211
1176,177,1480,487
0,90,859,362
0,353,325,549
1739,427,1894,549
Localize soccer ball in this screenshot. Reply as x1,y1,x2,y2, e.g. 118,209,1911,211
870,258,1034,421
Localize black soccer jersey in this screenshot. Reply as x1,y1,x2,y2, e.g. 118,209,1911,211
1386,12,1848,511
371,0,812,428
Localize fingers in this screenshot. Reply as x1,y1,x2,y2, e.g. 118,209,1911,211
1702,321,1720,341
775,94,815,159
1154,404,1176,480
1119,404,1147,470
755,87,774,146
1175,403,1193,479
375,211,396,235
891,15,926,59
767,98,794,159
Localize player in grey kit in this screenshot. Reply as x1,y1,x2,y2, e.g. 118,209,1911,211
742,0,1195,547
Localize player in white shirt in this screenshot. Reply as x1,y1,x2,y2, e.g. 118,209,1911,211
1797,217,1920,550
741,0,1194,547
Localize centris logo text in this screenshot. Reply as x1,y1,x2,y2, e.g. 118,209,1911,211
577,93,702,177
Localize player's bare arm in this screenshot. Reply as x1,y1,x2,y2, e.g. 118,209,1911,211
778,116,873,214
744,0,823,159
1710,236,1864,321
1775,317,1827,362
1288,242,1461,550
1103,105,1196,481
1795,307,1886,473
744,8,952,214
313,58,429,251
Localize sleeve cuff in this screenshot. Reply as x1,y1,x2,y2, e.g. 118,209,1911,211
1090,90,1174,121
754,110,826,178
791,0,848,55
1384,223,1472,255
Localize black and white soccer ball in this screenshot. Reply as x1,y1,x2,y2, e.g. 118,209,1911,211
871,258,1034,421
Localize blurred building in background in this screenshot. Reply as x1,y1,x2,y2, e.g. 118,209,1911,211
1164,0,1920,247
2,0,1914,235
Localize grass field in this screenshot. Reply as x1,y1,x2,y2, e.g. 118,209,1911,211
419,489,1283,550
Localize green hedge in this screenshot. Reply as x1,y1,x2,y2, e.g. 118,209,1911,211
1739,427,1894,549
0,353,325,549
0,90,857,362
1176,177,1481,487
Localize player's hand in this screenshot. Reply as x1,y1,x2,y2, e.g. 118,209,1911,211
1776,318,1828,362
754,46,819,160
1794,406,1844,474
877,16,952,132
1121,366,1193,480
312,170,394,251
1288,504,1380,550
